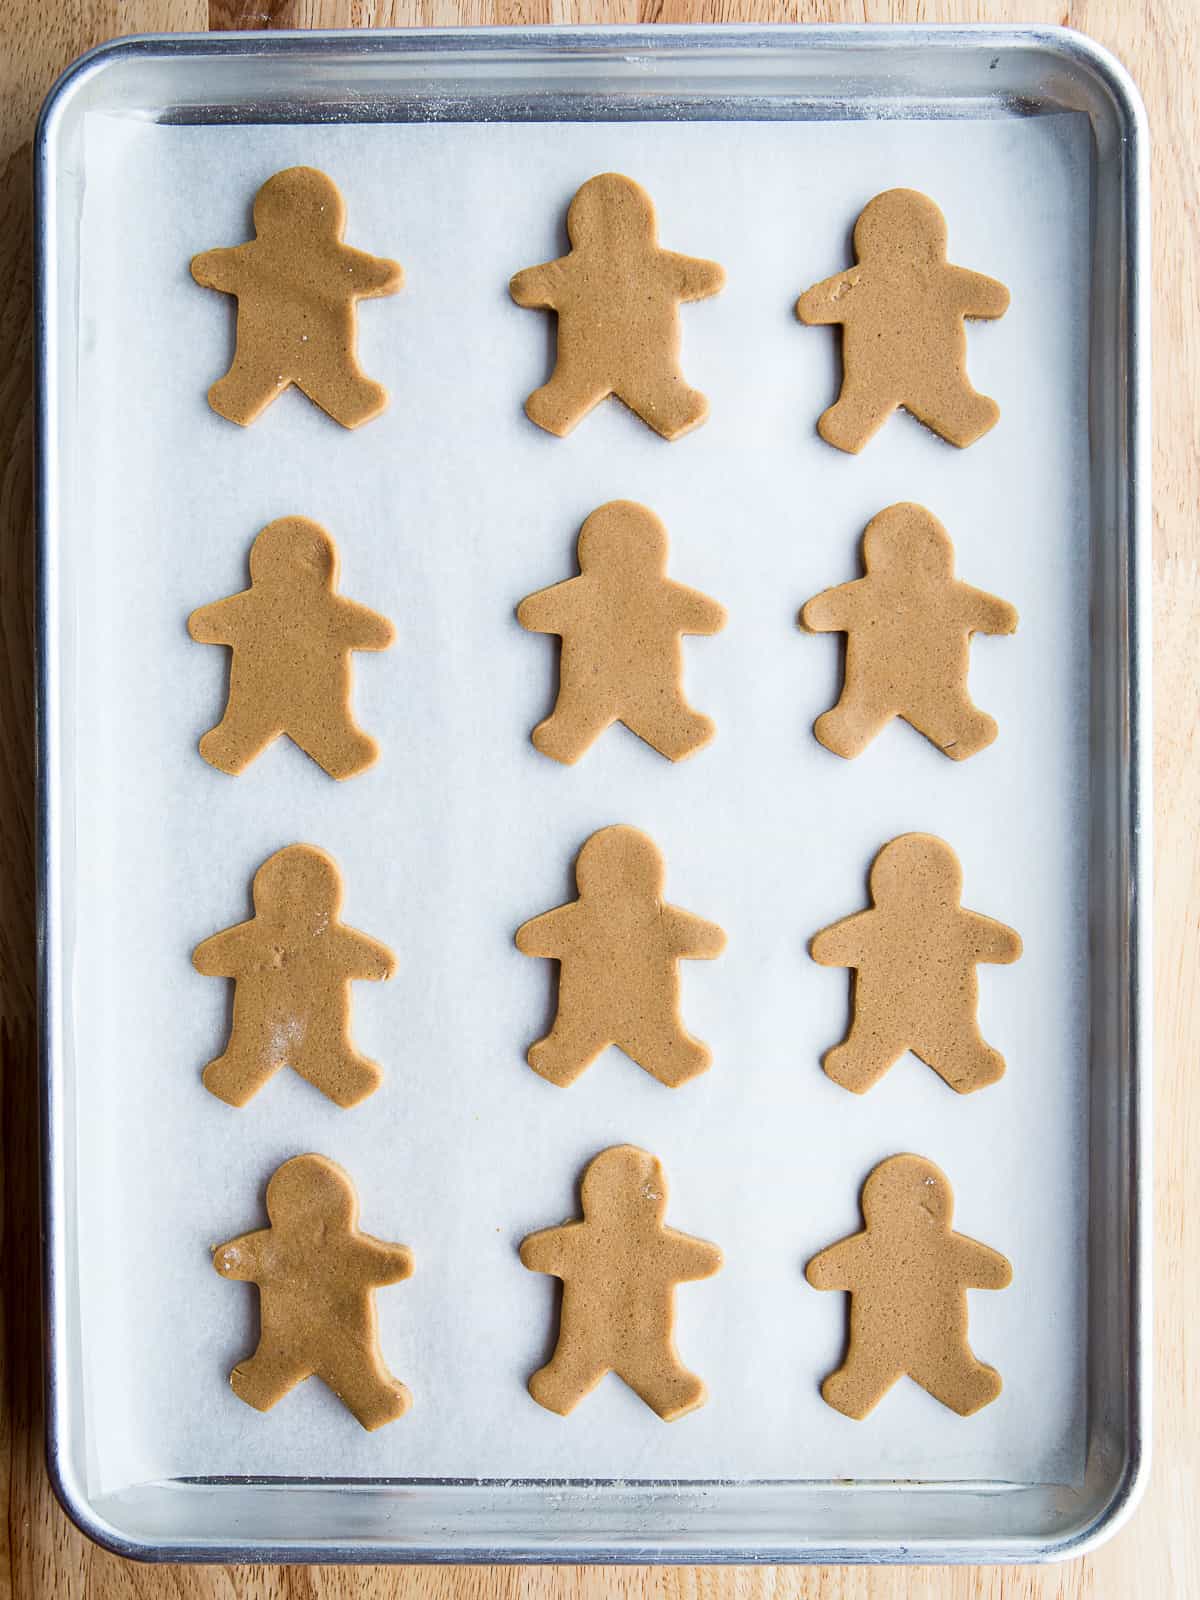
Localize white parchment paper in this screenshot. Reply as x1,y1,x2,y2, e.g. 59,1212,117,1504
67,110,1091,1497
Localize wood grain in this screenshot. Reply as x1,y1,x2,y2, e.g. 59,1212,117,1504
2,0,1195,1594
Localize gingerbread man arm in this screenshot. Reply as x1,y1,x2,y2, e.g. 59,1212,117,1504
949,266,1011,320
351,1235,414,1286
191,242,251,295
795,272,856,327
663,905,726,961
516,578,586,637
810,909,873,969
331,926,397,981
330,594,396,651
338,245,404,297
192,920,256,978
515,903,577,959
800,580,869,634
519,1221,581,1278
665,581,727,637
510,259,570,310
665,251,726,303
212,1228,269,1282
953,583,1019,636
805,1233,867,1290
188,592,253,647
659,1227,723,1282
961,910,1023,965
949,1233,1013,1290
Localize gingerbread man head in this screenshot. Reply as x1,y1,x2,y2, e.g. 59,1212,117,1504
861,502,954,583
252,166,343,240
248,516,337,590
853,188,949,268
576,500,668,579
265,1151,357,1233
566,173,657,255
860,1153,953,1232
252,842,342,930
868,833,963,913
580,1144,669,1231
575,824,665,902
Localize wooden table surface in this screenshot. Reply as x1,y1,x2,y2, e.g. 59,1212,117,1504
1,0,1194,1594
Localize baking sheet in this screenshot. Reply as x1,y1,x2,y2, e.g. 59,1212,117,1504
67,110,1091,1498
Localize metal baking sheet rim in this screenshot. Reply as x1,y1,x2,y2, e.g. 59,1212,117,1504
34,24,1151,1566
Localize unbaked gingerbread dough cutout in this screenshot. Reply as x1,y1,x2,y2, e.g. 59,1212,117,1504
192,166,403,428
518,500,726,764
213,1154,413,1430
516,826,725,1088
806,1153,1011,1418
796,189,1009,452
800,502,1017,760
811,834,1021,1094
520,1144,723,1420
194,844,395,1108
189,516,394,780
510,173,725,440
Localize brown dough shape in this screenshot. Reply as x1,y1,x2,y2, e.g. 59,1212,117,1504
188,516,394,780
800,502,1017,761
510,173,725,440
520,1144,723,1420
213,1154,414,1430
518,500,726,764
516,826,725,1088
806,1153,1012,1419
191,166,403,428
194,844,396,1108
811,834,1021,1094
796,189,1010,452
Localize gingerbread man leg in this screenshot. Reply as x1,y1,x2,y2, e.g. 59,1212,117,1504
203,1039,283,1107
820,1346,902,1420
814,683,897,760
622,687,714,764
531,682,616,765
289,708,379,782
295,1019,382,1108
916,1032,1005,1094
528,1017,610,1088
618,1022,710,1088
525,369,611,438
817,378,897,454
905,367,999,450
904,691,998,762
208,354,287,430
823,1019,907,1094
297,361,389,432
614,373,708,442
909,1342,1002,1416
199,699,281,776
231,1345,311,1413
319,1351,412,1431
528,1347,608,1416
617,1351,706,1421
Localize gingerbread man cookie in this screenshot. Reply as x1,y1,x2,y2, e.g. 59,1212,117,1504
796,189,1009,452
800,503,1017,761
510,173,725,440
194,844,395,1108
811,834,1021,1094
189,516,394,780
192,166,403,428
806,1153,1011,1419
214,1154,413,1430
520,1145,723,1420
516,826,725,1088
518,500,726,764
